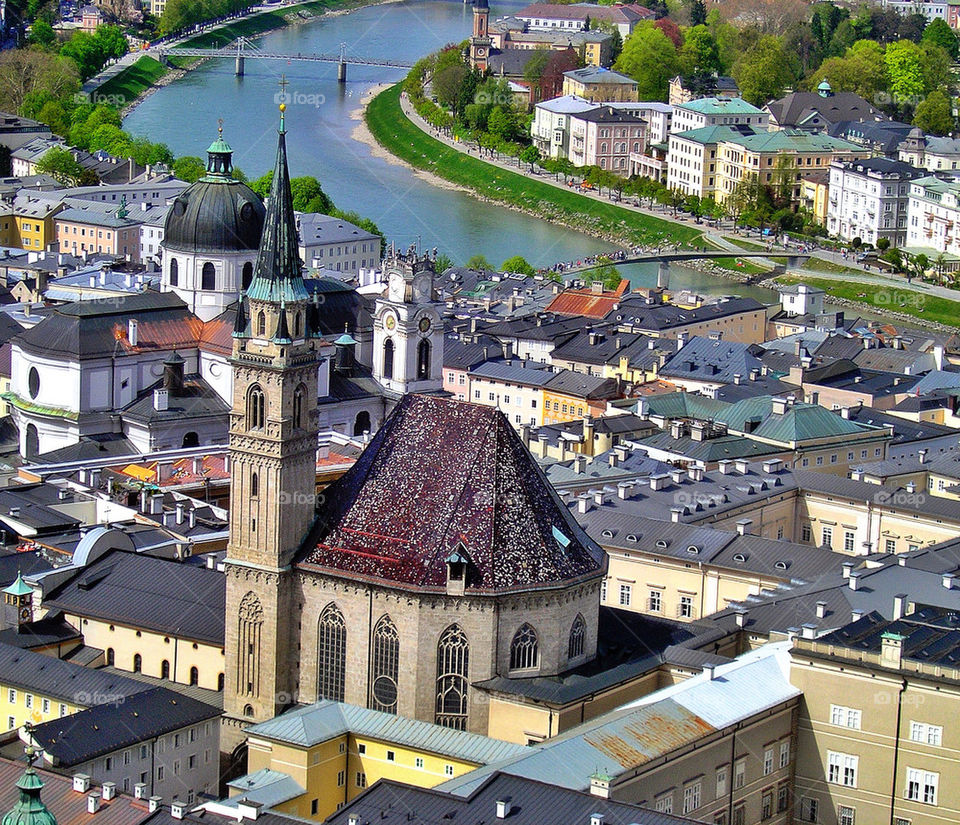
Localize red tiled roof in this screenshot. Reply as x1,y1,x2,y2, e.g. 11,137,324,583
545,279,630,319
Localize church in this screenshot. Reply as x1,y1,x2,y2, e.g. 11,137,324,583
220,102,607,756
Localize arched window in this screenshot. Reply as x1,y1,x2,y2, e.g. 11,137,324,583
189,666,199,686
201,262,216,291
435,625,469,730
169,258,178,287
106,648,115,666
218,673,225,691
510,623,539,671
247,384,265,430
161,659,170,679
353,410,371,437
317,603,346,703
293,384,306,430
250,472,259,498
242,262,253,290
294,312,302,338
417,339,431,380
370,615,399,714
257,311,266,337
568,614,586,660
24,424,38,459
243,704,254,718
182,431,199,448
133,653,142,673
238,592,264,697
382,338,394,380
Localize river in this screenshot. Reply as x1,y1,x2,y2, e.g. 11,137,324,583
123,0,777,301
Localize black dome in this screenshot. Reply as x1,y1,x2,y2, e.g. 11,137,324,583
163,178,265,254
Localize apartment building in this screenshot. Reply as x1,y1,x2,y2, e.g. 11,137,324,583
530,95,595,158
899,128,960,171
562,66,638,103
826,158,923,247
905,175,960,260
568,106,646,173
671,97,769,135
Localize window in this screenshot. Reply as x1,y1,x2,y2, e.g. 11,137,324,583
356,772,366,788
386,750,395,762
318,603,347,703
683,782,701,813
678,594,694,619
655,794,673,813
417,339,431,380
838,805,855,825
157,766,164,781
293,385,305,429
311,801,318,816
59,704,67,717
382,338,394,380
7,717,13,730
800,798,819,823
568,614,586,659
906,768,938,804
7,690,14,703
415,757,424,769
140,745,148,759
734,760,745,789
763,748,774,776
778,783,789,813
821,526,833,547
844,531,855,552
886,539,896,554
246,385,266,430
733,804,745,825
909,721,942,746
41,699,49,714
358,743,366,754
370,615,400,714
716,766,727,798
24,695,32,709
444,764,454,777
257,311,266,337
761,789,773,820
779,740,790,768
649,589,662,612
436,624,469,730
827,751,858,787
201,262,216,290
337,770,345,787
802,524,812,542
510,624,539,670
830,705,861,729
169,258,178,286
242,261,253,290
619,584,632,606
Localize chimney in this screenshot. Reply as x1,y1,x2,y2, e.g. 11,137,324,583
703,663,717,681
688,465,704,482
577,495,591,514
735,519,752,536
772,397,788,415
608,452,619,468
101,783,115,802
73,775,91,793
134,783,147,800
734,458,750,474
573,455,587,474
733,373,742,385
842,561,854,578
848,571,861,590
175,502,185,524
171,800,186,820
943,573,956,590
127,319,138,347
851,608,865,622
881,632,903,669
348,816,360,825
671,507,683,522
801,623,818,640
749,368,760,381
893,593,907,620
918,449,928,464
593,489,607,507
841,406,851,419
150,493,163,515
590,815,605,825
87,793,101,815
906,481,916,494
735,609,748,628
589,773,611,799
188,509,196,530
718,460,733,474
496,800,512,819
816,601,827,619
153,388,168,412
617,482,632,499
148,797,161,814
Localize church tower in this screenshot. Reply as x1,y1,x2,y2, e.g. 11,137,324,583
469,0,491,70
222,98,322,748
372,245,443,396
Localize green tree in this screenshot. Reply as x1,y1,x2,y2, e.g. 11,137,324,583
434,253,454,274
0,49,79,114
811,40,887,101
290,177,332,213
519,144,540,171
731,36,796,106
487,106,519,142
433,63,469,110
28,20,56,47
466,254,492,270
35,146,83,184
523,49,552,84
885,39,925,104
913,90,954,136
689,0,707,26
501,255,536,275
172,156,206,182
589,256,622,290
922,17,959,59
920,42,951,94
680,25,721,77
614,23,679,101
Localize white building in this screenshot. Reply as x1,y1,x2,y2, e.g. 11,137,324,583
906,176,960,262
666,125,725,199
671,97,769,135
531,94,595,159
297,212,381,274
898,128,960,172
827,157,923,247
880,0,948,21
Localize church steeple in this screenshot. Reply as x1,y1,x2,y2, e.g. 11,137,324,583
203,119,235,180
2,746,56,825
246,95,308,306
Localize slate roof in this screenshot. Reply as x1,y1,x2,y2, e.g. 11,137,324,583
518,2,655,23
829,119,913,155
301,395,606,593
43,550,225,644
765,91,884,128
550,328,659,368
28,687,219,767
544,370,618,400
247,700,528,765
120,375,229,424
612,295,765,331
659,337,764,384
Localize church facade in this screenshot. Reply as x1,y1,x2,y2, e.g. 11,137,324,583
221,106,605,756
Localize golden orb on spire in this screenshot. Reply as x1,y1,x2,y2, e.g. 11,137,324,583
279,103,286,112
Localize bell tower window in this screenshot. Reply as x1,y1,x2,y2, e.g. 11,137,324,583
169,258,178,287
247,385,265,431
382,339,394,380
417,339,431,380
257,311,266,337
293,385,306,430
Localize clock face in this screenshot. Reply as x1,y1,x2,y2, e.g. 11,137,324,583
18,607,30,622
418,316,431,333
384,313,396,331
476,47,485,56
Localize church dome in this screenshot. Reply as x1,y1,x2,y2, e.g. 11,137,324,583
163,126,265,255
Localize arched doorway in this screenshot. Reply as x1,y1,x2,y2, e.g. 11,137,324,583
353,411,371,437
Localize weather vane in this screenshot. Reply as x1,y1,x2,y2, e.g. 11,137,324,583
218,117,224,137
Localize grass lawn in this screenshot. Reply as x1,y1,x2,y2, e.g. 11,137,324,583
800,258,864,276
776,275,960,328
365,84,703,249
97,55,168,106
721,235,768,252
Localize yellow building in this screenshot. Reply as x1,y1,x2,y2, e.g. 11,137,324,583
12,197,61,252
235,701,528,821
561,66,638,102
800,171,830,226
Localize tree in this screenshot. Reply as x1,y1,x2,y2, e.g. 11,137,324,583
290,177,332,213
680,25,721,77
433,62,469,110
922,17,959,59
614,22,679,102
653,18,683,49
523,49,551,84
689,0,707,26
172,156,206,182
0,49,80,114
487,106,519,142
466,254,492,270
919,42,951,95
519,144,540,171
28,21,56,47
876,237,890,251
434,253,454,274
811,39,888,101
721,0,809,35
731,35,796,106
501,255,536,275
885,39,925,105
913,90,954,136
589,256,622,290
35,146,83,184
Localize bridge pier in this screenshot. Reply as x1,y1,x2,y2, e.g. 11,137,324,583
235,55,244,76
657,261,669,290
337,58,346,83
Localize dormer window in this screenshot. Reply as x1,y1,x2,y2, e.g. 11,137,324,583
446,546,469,595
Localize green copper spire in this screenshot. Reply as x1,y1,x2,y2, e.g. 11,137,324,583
246,81,308,306
202,119,234,181
4,573,31,598
2,746,57,825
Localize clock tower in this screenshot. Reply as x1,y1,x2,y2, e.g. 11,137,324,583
373,244,443,396
470,0,491,70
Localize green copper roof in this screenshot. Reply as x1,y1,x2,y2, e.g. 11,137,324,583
4,574,31,598
207,136,232,155
2,748,57,825
246,109,309,306
334,332,358,346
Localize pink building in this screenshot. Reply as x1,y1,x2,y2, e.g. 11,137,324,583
568,106,647,174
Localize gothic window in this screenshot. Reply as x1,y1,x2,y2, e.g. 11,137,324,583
257,311,266,337
250,472,259,498
435,625,469,730
247,385,265,431
238,592,263,697
317,603,346,702
568,614,586,660
382,338,394,380
161,659,170,679
293,384,306,430
190,666,199,686
242,262,253,291
417,339,431,380
169,258,178,287
133,653,142,673
510,623,539,671
106,648,115,666
201,262,216,291
294,312,302,338
370,615,399,714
